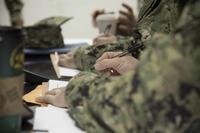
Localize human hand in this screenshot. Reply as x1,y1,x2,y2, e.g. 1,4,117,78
35,87,67,108
58,50,77,68
117,3,137,36
92,9,105,27
93,34,117,46
94,52,138,75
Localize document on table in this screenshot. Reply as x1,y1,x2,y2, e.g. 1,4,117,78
33,106,85,133
59,67,80,77
48,79,68,91
33,80,86,133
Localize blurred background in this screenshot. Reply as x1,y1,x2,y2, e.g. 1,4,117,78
0,0,138,39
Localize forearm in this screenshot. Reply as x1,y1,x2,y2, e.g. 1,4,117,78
73,37,133,71
65,71,134,133
65,72,116,132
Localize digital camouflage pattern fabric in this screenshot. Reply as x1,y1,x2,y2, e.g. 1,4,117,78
24,17,72,49
4,0,23,26
73,0,182,71
65,0,200,132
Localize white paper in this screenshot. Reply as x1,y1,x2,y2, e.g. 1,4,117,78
48,80,68,91
33,80,86,133
64,38,92,46
33,106,85,133
59,67,80,77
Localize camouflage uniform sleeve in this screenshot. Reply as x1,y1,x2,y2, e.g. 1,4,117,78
86,36,199,133
86,1,200,132
4,0,23,25
65,1,200,132
73,37,134,71
65,71,134,133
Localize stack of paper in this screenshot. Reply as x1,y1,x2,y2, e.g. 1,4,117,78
48,80,68,91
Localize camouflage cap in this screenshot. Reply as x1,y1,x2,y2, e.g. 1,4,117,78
24,16,72,49
34,16,73,26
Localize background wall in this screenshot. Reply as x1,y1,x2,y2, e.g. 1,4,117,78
0,0,138,38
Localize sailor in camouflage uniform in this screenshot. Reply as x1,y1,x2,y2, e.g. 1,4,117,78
4,0,23,28
59,0,183,71
37,0,200,132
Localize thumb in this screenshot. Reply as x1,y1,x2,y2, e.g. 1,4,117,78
94,58,120,71
35,95,54,104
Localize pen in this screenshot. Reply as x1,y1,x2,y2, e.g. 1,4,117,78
104,24,112,35
112,42,145,58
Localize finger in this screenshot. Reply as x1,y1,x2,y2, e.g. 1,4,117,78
118,24,129,31
118,15,130,25
92,9,105,17
117,24,130,36
96,52,111,63
119,10,132,19
93,34,107,44
122,3,133,14
58,55,74,67
93,36,105,45
35,95,54,104
59,55,71,64
92,9,105,27
93,35,116,46
95,58,120,71
96,52,122,63
58,58,69,66
45,88,61,95
93,38,104,46
45,90,56,95
58,55,68,62
58,58,66,63
59,55,71,61
93,38,110,46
